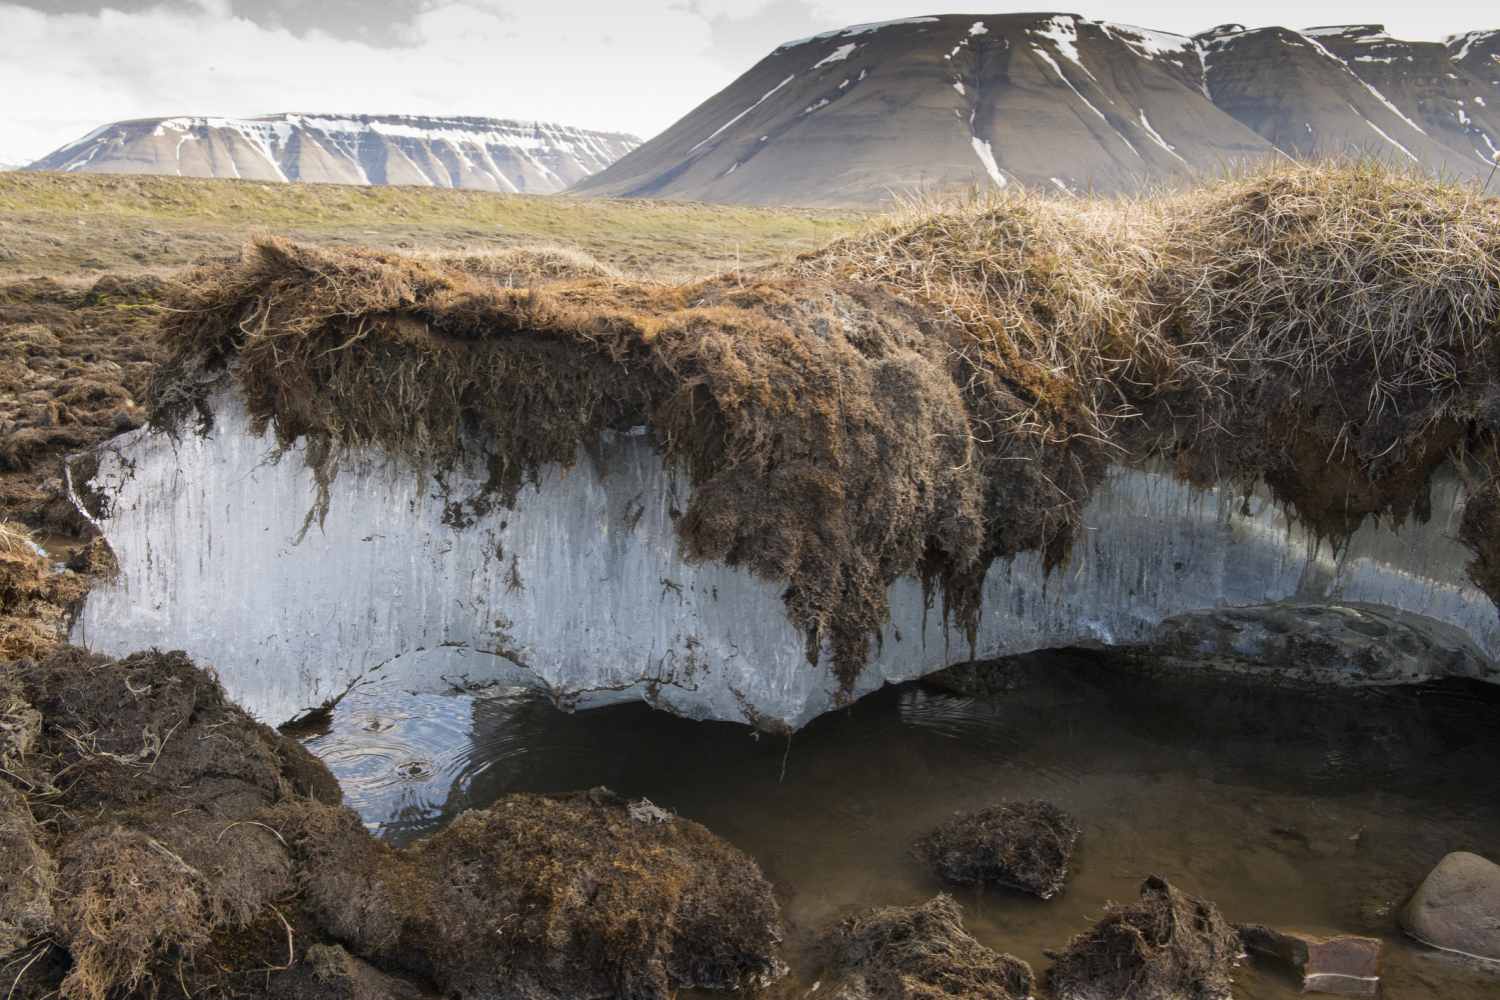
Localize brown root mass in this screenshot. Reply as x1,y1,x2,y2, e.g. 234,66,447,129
1,647,784,1000
1047,876,1242,1000
145,162,1500,687
913,800,1080,898
819,894,1034,1000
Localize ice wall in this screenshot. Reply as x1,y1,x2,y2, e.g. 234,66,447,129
72,391,1500,727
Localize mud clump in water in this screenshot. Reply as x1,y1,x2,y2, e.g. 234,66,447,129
819,894,1033,1000
145,163,1500,692
2,647,782,1000
1047,876,1241,1000
275,786,784,1000
913,799,1080,898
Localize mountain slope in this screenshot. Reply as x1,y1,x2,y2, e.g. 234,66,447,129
25,114,640,194
576,13,1500,205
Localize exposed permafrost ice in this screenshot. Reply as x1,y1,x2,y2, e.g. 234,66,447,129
73,392,1500,729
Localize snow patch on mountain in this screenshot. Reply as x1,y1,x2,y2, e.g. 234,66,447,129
28,113,639,193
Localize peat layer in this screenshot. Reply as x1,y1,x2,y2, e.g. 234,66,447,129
0,647,782,1000
146,162,1500,690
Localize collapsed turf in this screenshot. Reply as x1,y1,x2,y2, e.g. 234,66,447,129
146,162,1500,690
0,648,783,1000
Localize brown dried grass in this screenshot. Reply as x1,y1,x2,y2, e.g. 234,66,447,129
1047,876,1241,1000
820,894,1033,1000
146,160,1500,687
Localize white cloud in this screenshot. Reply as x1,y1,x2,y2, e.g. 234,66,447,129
0,0,739,162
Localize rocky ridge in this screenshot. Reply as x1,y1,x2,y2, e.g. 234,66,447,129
25,114,640,194
577,14,1500,205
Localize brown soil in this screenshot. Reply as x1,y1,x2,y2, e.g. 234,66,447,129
142,162,1500,691
818,894,1034,1000
1046,876,1242,1000
0,647,784,1000
913,800,1080,899
0,275,165,531
0,522,90,661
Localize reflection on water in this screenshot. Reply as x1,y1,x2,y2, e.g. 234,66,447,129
302,653,1500,998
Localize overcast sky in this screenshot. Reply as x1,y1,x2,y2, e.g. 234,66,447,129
0,1,1490,165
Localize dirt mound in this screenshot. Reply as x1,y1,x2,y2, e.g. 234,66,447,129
913,800,1080,898
819,894,1033,1000
144,162,1500,687
7,648,341,1000
2,647,784,1000
277,787,784,1000
1046,876,1242,1000
0,522,88,660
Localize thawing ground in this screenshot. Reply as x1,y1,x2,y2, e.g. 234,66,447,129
304,652,1500,999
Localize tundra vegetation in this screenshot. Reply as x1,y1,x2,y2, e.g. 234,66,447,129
3,160,1500,999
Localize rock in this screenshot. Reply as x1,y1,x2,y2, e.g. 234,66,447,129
1240,924,1381,996
1401,852,1500,962
1130,602,1493,686
1047,876,1241,1000
819,894,1033,1000
913,800,1080,898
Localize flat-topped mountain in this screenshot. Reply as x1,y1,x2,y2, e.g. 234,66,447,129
576,13,1500,205
25,113,640,193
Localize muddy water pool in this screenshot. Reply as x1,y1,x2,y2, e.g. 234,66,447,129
301,654,1500,998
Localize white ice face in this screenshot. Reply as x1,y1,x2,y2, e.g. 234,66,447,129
74,389,1500,729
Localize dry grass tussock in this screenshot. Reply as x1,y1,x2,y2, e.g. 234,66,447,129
149,162,1500,689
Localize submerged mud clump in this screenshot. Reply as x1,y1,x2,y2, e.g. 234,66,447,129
819,894,1034,1000
0,647,783,1000
1047,876,1242,1000
913,800,1080,898
145,163,1500,688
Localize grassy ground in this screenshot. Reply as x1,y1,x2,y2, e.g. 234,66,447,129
0,172,860,281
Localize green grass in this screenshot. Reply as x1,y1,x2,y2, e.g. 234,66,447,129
0,172,863,280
